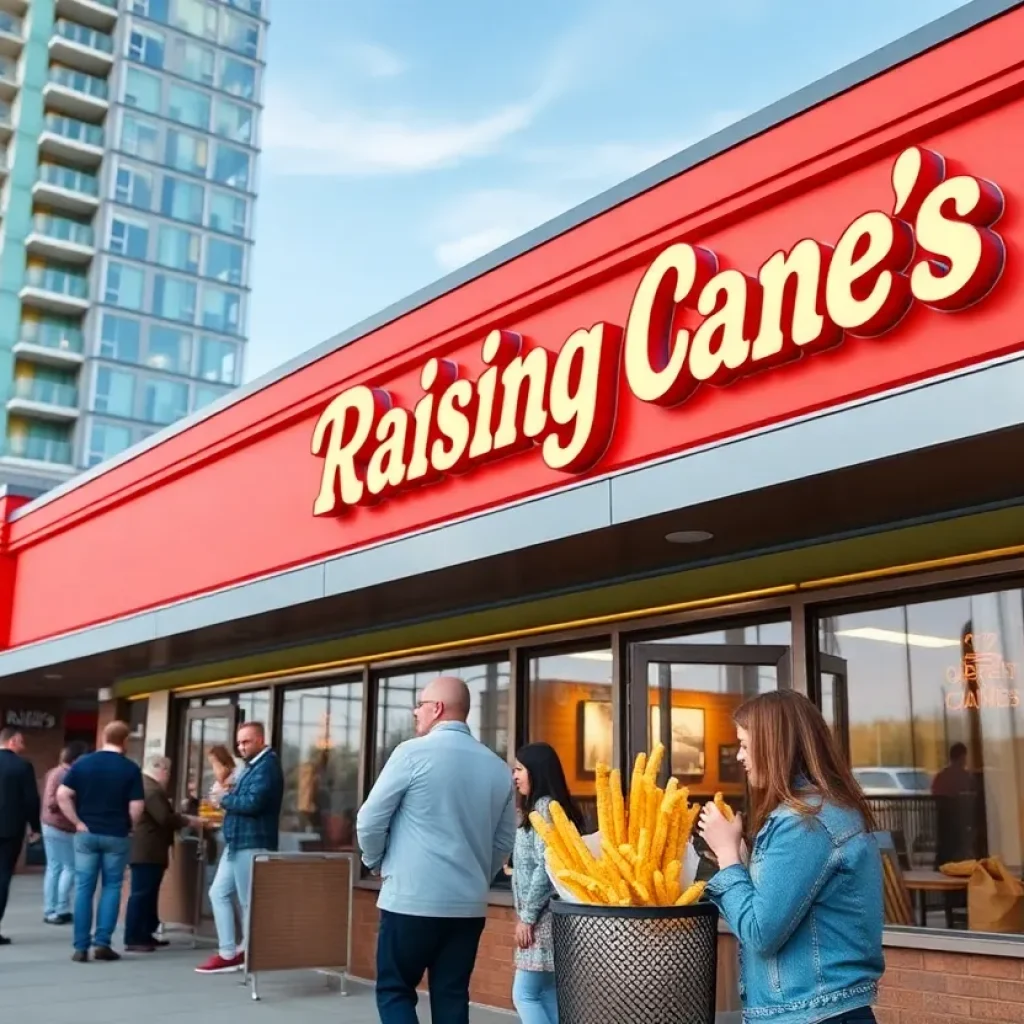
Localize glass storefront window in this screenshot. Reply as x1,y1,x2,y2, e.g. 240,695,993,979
279,679,363,852
374,657,510,775
819,587,1024,933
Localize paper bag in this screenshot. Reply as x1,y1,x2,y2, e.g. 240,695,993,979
545,832,701,904
967,857,1024,934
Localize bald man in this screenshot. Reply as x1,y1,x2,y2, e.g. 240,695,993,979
357,675,515,1024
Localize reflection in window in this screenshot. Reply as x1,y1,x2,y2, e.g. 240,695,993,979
213,143,250,190
219,55,256,99
197,335,238,383
168,83,210,130
235,689,270,736
143,377,188,424
171,37,215,85
147,325,191,374
104,261,145,310
109,217,149,260
87,421,132,467
121,115,160,161
201,285,240,333
205,236,243,284
94,366,136,417
166,129,208,176
208,190,246,236
820,587,1024,933
115,165,152,210
374,658,510,775
213,97,253,144
100,313,141,363
527,645,613,833
161,175,204,224
156,224,200,274
152,274,197,324
124,67,161,113
280,680,363,852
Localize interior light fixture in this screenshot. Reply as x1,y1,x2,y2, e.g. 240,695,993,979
834,627,961,649
568,651,614,662
665,530,714,545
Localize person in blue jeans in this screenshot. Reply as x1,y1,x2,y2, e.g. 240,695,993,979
57,720,145,962
194,721,284,975
698,691,883,1024
41,741,86,924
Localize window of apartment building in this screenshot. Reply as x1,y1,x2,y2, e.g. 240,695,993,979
167,82,210,131
99,313,141,364
171,37,215,86
128,25,165,69
220,9,259,58
218,55,255,100
147,325,191,374
104,261,146,311
124,67,161,114
197,335,238,384
115,165,153,211
160,175,204,224
205,236,243,285
94,366,137,417
212,144,250,191
130,0,169,19
152,273,197,324
87,421,132,468
171,0,217,39
156,224,200,274
192,383,226,410
120,114,161,162
227,0,262,15
166,129,208,177
279,679,364,853
143,377,188,424
817,585,1024,934
200,285,240,334
207,190,246,237
212,97,253,145
109,216,149,260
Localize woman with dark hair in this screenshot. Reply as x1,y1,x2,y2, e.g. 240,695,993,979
41,741,87,924
698,690,884,1024
510,742,582,1024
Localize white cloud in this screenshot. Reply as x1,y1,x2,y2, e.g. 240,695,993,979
342,41,406,79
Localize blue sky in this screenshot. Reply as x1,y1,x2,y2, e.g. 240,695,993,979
244,0,971,382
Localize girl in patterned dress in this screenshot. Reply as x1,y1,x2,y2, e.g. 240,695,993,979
511,742,585,1024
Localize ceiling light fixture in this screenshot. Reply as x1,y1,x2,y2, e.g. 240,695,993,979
834,627,961,649
665,530,714,545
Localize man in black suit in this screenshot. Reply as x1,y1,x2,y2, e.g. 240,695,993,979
0,727,41,944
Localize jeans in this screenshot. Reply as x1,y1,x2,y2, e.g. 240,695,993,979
209,846,262,959
42,825,75,918
376,910,485,1024
124,863,166,946
824,1010,876,1023
73,833,130,952
512,969,559,1024
0,836,23,928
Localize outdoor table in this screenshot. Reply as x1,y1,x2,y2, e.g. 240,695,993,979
902,869,969,928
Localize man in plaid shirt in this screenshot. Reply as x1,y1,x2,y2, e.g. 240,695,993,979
195,721,283,974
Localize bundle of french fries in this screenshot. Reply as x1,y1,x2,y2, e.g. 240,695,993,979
529,742,734,907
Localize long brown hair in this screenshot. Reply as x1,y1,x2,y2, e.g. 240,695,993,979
735,690,876,837
208,745,235,780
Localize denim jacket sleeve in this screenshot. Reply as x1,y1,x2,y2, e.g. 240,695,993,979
356,745,413,871
705,811,837,958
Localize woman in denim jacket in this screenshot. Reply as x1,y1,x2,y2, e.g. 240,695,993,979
698,690,884,1024
511,742,584,1024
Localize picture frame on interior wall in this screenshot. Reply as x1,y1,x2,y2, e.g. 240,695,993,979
650,706,706,778
718,743,743,784
576,700,613,781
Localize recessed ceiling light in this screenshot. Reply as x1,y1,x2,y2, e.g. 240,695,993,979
665,530,714,545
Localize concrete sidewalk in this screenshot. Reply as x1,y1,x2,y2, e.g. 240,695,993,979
0,875,513,1024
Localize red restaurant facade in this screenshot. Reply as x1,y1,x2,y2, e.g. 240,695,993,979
4,1,1024,1018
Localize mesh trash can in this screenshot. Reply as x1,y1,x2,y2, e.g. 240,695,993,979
551,898,719,1024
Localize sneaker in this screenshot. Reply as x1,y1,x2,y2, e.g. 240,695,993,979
195,952,245,974
56,913,73,925
150,937,170,947
71,950,88,963
93,946,121,962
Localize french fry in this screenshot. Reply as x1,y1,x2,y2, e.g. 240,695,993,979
676,803,700,863
551,801,599,876
652,790,680,869
557,871,598,904
664,806,681,871
645,778,662,836
596,763,613,842
530,810,576,872
602,838,636,884
665,859,682,904
619,842,638,866
675,880,706,907
628,753,646,847
610,768,626,847
627,878,654,906
653,869,668,905
644,741,665,784
714,792,735,822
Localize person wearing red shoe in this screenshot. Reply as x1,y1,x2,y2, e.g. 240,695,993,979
195,721,283,975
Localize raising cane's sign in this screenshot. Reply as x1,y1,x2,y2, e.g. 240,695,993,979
311,147,1006,516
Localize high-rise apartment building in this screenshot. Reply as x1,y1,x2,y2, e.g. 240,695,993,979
0,0,265,492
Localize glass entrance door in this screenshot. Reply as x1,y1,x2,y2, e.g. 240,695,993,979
818,652,850,757
179,706,238,815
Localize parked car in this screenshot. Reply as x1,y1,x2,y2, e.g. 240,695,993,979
853,766,933,797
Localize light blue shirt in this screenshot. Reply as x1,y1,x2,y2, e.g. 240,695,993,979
356,721,516,918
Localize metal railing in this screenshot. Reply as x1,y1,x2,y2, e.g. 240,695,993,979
37,162,100,196
24,263,89,299
18,320,84,354
4,435,73,464
31,213,95,248
12,377,79,408
53,19,114,54
44,113,104,148
48,65,109,100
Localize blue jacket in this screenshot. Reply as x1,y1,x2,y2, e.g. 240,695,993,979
706,797,884,1024
356,722,516,918
220,748,284,853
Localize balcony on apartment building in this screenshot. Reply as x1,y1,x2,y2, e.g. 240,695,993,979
43,64,108,120
0,11,22,59
7,376,80,421
0,98,12,143
55,0,118,33
49,19,113,77
0,55,17,103
4,433,74,468
32,161,99,215
38,112,104,167
12,318,85,368
25,212,95,264
19,262,90,316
